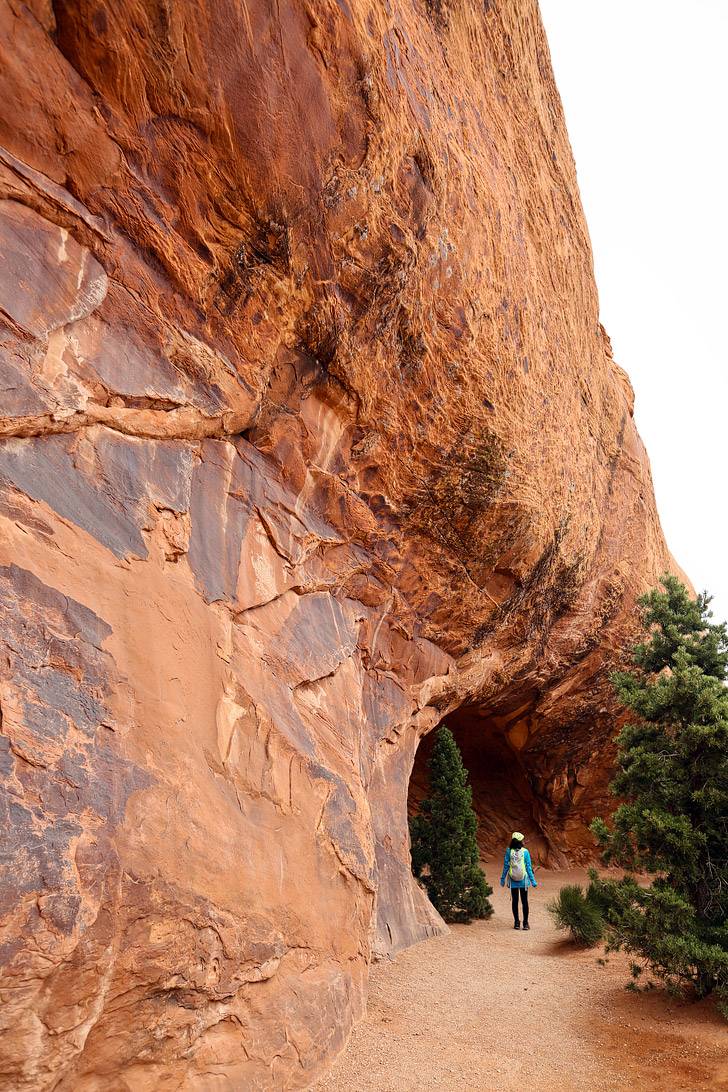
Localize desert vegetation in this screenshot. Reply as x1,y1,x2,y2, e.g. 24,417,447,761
546,879,607,946
549,576,728,1013
409,725,494,923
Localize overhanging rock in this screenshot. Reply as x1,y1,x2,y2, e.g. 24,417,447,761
0,0,682,1088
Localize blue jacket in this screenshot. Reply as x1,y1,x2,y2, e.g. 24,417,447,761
500,847,537,889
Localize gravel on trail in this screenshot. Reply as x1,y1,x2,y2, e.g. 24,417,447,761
309,870,728,1092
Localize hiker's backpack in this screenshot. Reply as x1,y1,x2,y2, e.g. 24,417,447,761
509,848,526,883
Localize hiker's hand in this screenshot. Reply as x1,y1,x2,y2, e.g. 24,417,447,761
500,880,505,887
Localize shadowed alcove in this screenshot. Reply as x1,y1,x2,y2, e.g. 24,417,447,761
408,704,554,870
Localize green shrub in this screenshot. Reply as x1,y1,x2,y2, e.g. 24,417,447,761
546,882,604,946
590,575,728,1013
584,869,612,916
409,726,493,923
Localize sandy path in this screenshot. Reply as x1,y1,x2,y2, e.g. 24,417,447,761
310,871,728,1092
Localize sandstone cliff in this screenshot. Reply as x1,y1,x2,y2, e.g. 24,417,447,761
0,0,678,1087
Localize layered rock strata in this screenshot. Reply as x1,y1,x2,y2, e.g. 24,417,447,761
0,0,679,1088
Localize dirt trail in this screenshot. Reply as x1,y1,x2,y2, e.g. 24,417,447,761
310,871,728,1092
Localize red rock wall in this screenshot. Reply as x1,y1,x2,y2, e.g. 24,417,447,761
0,0,680,1087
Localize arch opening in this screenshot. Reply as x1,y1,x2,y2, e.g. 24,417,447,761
407,702,587,872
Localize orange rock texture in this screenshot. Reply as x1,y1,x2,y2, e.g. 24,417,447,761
0,0,682,1087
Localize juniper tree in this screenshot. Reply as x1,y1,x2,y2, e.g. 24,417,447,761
410,725,493,923
590,575,728,1008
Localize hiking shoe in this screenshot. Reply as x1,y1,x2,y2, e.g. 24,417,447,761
523,923,530,930
513,921,521,929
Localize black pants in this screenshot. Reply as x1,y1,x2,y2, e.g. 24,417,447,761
511,886,529,924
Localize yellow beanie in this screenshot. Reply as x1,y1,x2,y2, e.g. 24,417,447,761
512,831,524,841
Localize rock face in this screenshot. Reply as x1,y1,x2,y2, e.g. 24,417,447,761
0,0,680,1088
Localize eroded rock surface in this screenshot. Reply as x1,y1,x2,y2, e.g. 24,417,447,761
0,0,680,1088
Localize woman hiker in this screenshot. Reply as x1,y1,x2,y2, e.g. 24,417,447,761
500,831,537,929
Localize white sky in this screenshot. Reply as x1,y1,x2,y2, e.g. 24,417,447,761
537,0,728,626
